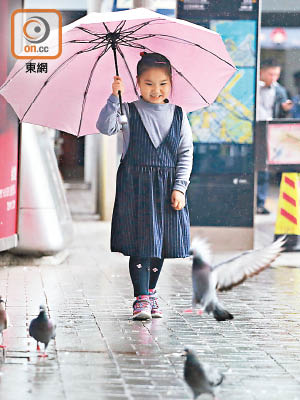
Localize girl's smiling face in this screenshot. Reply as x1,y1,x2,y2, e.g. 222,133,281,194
137,67,171,104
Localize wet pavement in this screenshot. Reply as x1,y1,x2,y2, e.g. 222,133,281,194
1,216,300,400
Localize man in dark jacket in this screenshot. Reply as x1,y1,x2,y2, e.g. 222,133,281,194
257,59,293,214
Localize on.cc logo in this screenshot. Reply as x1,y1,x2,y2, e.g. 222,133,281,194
23,16,50,44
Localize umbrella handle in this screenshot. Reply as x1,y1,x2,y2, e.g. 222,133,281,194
117,90,124,115
112,46,127,124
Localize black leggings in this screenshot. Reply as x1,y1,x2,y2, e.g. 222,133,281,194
129,257,164,297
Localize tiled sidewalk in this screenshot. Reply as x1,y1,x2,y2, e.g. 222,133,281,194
1,220,300,399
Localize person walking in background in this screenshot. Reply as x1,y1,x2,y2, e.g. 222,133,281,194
257,59,293,214
96,52,193,320
291,71,300,119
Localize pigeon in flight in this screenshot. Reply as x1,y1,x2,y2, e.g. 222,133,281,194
29,305,56,358
186,236,285,321
183,347,224,399
0,296,8,351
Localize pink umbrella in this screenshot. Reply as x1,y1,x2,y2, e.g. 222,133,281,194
0,8,236,136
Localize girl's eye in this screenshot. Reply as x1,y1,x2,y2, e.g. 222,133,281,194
161,83,166,86
146,83,152,86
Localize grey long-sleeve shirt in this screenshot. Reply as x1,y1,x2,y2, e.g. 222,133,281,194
96,94,193,194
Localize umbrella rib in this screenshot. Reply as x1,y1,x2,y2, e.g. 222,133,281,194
116,46,139,99
76,26,104,38
118,22,235,69
140,43,210,105
103,22,110,33
119,18,176,35
67,38,104,44
68,35,108,50
77,43,110,137
20,44,108,122
171,64,209,104
117,35,150,48
141,33,236,69
119,34,157,44
0,60,34,91
118,42,146,49
122,20,156,33
0,38,81,92
114,20,127,35
134,33,190,44
119,20,165,38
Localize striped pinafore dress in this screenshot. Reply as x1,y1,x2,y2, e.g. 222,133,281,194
110,102,190,259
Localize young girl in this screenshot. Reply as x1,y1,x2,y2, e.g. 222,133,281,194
96,52,193,320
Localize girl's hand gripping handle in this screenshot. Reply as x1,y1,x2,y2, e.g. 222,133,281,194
112,76,125,97
112,76,127,124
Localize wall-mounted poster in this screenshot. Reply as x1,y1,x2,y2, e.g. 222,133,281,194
187,19,257,144
267,123,300,165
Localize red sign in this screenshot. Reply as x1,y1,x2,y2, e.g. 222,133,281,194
270,28,287,44
0,126,18,240
0,0,20,247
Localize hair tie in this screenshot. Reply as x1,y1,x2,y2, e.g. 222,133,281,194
140,51,147,57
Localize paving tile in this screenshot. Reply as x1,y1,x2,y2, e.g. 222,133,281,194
1,220,300,399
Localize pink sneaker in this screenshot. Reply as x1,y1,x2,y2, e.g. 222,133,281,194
133,295,152,320
149,289,163,318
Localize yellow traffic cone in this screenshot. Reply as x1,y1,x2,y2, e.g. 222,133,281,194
274,173,300,251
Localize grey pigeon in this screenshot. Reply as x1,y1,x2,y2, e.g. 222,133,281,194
0,296,8,349
29,305,56,357
189,236,285,321
183,347,224,399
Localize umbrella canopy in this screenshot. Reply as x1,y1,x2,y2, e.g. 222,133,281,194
0,8,236,136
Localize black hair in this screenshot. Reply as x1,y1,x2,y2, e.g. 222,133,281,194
137,52,172,83
260,58,281,70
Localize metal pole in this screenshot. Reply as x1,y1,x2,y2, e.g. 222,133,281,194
86,0,106,218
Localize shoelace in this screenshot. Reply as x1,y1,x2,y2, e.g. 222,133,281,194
150,296,159,310
134,300,150,311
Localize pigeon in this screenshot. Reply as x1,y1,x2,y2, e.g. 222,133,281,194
29,305,56,357
183,347,224,399
0,296,8,349
187,236,286,321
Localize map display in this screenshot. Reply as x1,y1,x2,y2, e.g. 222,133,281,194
267,123,300,165
188,19,257,144
210,20,256,67
188,68,255,143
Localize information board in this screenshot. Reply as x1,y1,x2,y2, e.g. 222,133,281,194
178,1,259,148
178,0,259,231
267,122,300,165
177,0,258,20
113,0,176,15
